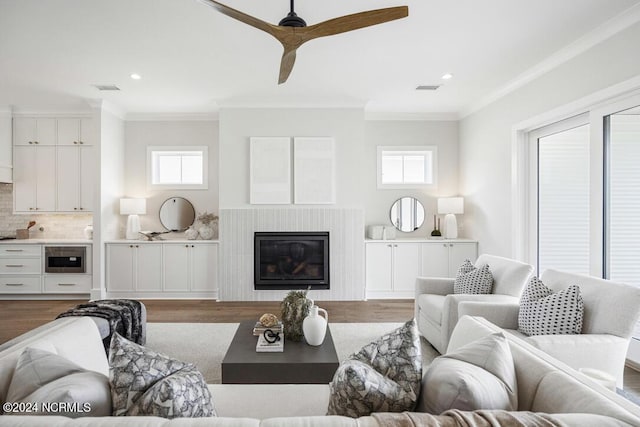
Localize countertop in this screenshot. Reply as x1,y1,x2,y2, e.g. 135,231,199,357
105,239,220,244
365,238,477,243
0,239,93,245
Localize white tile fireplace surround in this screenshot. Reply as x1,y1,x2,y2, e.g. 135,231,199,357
219,208,364,301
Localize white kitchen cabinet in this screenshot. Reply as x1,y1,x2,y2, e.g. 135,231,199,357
13,146,56,212
57,118,93,146
57,145,95,212
365,242,421,298
106,244,162,292
421,241,478,277
163,243,218,292
13,118,56,146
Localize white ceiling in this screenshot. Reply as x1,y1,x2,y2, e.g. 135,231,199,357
1,0,640,117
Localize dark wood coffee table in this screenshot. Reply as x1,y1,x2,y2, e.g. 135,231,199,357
221,320,340,384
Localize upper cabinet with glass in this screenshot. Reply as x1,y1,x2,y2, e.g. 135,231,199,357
147,146,208,190
377,146,437,189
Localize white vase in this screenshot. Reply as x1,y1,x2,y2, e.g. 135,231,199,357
198,226,214,240
83,224,93,240
303,305,328,346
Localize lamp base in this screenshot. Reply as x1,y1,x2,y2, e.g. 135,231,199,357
443,213,458,239
126,214,141,240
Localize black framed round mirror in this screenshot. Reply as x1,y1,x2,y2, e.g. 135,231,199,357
159,197,196,231
389,197,425,232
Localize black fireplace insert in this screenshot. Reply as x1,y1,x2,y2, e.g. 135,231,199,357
254,232,329,290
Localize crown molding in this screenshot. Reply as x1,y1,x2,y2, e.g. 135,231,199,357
364,111,459,121
125,112,219,121
12,110,92,117
460,2,640,119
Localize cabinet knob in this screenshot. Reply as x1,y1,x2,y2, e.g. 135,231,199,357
450,244,454,247
29,207,33,210
191,245,195,248
35,207,39,210
34,141,39,144
79,141,84,145
73,141,78,145
129,245,133,248
387,244,392,247
28,141,33,145
80,207,84,210
135,245,139,248
74,207,77,210
185,244,189,248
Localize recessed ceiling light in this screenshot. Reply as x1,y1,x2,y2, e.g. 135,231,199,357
130,73,142,80
441,73,453,80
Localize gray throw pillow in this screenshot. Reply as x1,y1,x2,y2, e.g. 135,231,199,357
518,276,584,336
109,332,215,418
327,320,422,418
453,260,494,294
6,347,111,417
417,333,517,414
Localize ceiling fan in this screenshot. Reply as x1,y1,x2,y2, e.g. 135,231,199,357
199,0,409,84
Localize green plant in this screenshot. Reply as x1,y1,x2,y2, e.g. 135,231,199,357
280,287,312,342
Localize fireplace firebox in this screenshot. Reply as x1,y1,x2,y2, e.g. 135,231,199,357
254,232,329,290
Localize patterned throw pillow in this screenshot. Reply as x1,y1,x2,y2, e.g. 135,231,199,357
327,320,422,418
518,276,584,336
453,260,494,294
109,333,215,418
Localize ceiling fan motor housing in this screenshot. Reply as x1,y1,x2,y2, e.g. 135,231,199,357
279,12,306,27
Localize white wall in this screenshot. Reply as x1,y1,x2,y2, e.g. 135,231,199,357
363,120,459,237
0,108,11,182
219,108,364,208
459,21,640,258
124,120,219,233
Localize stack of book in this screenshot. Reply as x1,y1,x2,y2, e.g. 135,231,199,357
256,333,284,352
252,321,283,336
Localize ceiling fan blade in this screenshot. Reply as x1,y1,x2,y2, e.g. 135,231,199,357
278,48,298,84
198,0,277,36
300,6,408,41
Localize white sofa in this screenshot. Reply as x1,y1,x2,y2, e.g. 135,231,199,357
459,268,640,388
415,254,534,353
1,316,640,426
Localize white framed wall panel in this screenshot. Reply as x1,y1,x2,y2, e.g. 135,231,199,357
294,137,335,204
250,137,291,204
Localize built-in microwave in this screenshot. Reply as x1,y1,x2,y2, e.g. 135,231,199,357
44,246,86,274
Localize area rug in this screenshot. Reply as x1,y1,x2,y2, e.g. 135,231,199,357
146,322,439,383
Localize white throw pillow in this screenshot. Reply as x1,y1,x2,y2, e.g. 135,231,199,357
5,347,111,417
518,276,584,336
417,333,517,414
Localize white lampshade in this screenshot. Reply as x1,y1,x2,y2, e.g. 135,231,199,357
120,198,146,215
437,197,464,215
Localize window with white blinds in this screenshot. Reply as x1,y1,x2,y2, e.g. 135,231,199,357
537,124,591,274
607,113,640,287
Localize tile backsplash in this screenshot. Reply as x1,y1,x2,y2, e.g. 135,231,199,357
0,183,92,239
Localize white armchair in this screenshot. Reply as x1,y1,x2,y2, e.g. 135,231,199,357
459,269,640,388
415,254,534,354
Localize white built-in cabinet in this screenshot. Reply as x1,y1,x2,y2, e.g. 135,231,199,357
106,242,218,298
12,116,94,213
365,239,477,299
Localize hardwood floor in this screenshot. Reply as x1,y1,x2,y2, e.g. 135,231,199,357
1,299,639,402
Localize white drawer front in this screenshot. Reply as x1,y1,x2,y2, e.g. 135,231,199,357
44,275,91,293
0,245,41,257
0,277,41,293
0,258,41,274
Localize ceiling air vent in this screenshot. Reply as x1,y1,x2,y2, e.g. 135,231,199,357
416,85,440,91
93,84,120,91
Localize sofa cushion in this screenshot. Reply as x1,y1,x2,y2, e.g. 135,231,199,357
418,294,444,324
327,320,422,418
5,347,111,417
109,332,215,418
518,276,584,336
417,333,517,414
454,260,494,294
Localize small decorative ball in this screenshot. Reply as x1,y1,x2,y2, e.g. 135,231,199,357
259,313,279,327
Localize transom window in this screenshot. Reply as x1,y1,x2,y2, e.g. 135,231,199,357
377,146,437,189
147,146,208,189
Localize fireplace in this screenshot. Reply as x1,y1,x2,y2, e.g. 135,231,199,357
254,232,329,290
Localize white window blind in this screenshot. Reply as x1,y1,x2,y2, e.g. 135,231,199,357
538,124,590,274
377,146,437,189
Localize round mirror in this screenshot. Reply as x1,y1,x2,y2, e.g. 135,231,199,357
159,197,196,231
389,197,425,232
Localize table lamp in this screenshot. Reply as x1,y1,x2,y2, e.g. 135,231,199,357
120,198,146,240
437,197,464,239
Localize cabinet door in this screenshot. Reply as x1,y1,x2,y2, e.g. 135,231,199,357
136,245,163,291
107,245,135,291
57,118,80,146
392,243,422,291
80,118,93,145
35,146,56,211
365,243,393,291
56,146,79,211
35,119,56,145
13,146,36,211
162,244,189,291
13,118,36,146
421,243,450,278
191,244,217,292
79,146,95,211
448,243,478,276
